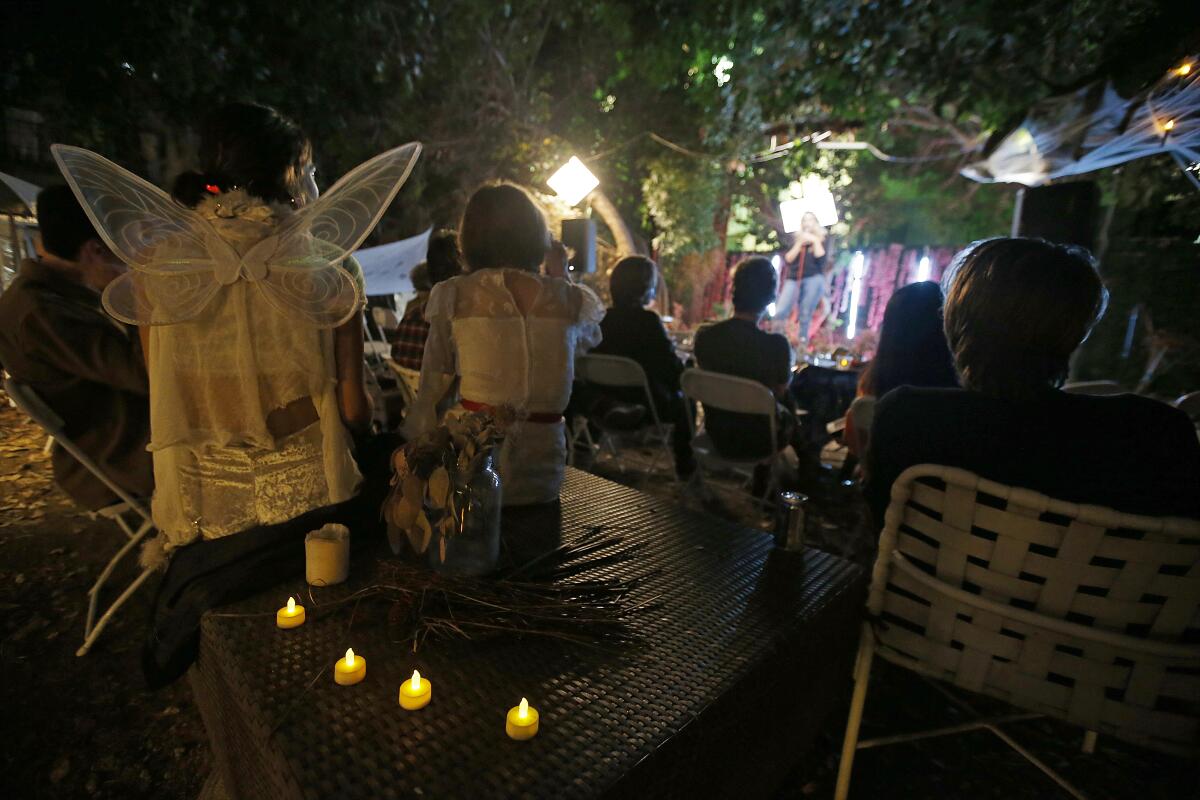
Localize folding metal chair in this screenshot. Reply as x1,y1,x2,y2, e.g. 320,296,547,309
569,354,676,477
680,368,782,506
4,376,158,656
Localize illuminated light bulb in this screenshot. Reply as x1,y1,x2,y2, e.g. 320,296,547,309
767,302,777,318
519,697,529,720
1177,63,1192,77
547,156,599,206
1164,119,1176,132
345,647,355,668
411,670,421,691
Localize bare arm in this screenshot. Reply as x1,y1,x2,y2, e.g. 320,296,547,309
334,317,372,433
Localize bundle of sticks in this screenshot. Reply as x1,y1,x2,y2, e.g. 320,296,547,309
323,526,659,652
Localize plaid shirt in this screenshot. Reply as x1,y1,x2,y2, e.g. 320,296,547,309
390,296,431,370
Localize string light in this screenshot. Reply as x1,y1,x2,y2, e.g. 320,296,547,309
1176,63,1193,77
1163,119,1176,132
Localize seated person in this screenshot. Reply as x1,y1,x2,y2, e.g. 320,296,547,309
845,281,958,460
693,256,798,460
587,255,696,477
866,238,1200,526
0,185,152,509
406,183,603,505
391,230,463,370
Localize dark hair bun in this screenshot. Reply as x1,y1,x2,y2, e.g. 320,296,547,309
171,170,214,207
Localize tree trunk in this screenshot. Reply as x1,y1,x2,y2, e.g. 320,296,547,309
589,189,637,256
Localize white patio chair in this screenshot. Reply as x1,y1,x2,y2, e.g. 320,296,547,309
385,358,423,409
680,368,783,506
372,306,400,333
4,376,159,657
1061,380,1127,396
835,464,1200,800
1173,391,1200,422
569,354,675,477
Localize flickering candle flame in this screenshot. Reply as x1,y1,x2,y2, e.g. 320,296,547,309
411,670,421,691
345,648,355,668
518,697,529,720
286,597,296,614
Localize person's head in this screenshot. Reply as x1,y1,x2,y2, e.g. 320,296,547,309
731,256,778,316
172,102,314,207
425,228,463,286
35,185,113,268
609,256,658,309
410,262,432,293
800,211,825,238
459,183,548,272
859,280,957,398
942,237,1107,398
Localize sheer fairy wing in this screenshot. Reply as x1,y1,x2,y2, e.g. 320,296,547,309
241,142,422,328
51,144,232,324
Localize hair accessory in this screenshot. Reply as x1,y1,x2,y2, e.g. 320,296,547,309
204,183,221,195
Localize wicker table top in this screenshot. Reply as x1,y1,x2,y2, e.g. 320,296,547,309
195,469,864,800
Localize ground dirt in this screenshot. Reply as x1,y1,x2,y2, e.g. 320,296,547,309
0,395,1195,799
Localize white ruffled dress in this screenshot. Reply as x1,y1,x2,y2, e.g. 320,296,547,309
147,193,363,549
406,268,603,505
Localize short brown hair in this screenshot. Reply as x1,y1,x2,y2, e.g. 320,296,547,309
731,256,777,313
459,183,548,272
942,238,1107,398
609,256,657,308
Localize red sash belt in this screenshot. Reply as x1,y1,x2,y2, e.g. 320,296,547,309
460,399,563,424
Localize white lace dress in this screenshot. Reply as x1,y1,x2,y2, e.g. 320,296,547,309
406,269,603,505
147,193,363,549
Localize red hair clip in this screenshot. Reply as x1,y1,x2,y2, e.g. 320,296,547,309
204,183,221,195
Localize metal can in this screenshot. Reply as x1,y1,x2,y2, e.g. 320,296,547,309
774,491,808,551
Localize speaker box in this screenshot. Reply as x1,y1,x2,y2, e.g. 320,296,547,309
1012,181,1101,251
561,217,596,274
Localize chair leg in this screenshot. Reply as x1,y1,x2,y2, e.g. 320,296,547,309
77,564,156,657
834,624,876,800
80,516,155,655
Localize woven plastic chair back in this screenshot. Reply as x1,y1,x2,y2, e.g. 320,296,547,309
870,464,1200,756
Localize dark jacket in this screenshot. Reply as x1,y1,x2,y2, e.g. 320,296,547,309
0,259,152,509
866,385,1200,526
593,306,684,412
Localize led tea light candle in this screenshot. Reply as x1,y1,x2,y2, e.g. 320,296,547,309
275,596,306,629
334,647,366,685
398,669,432,710
505,697,539,740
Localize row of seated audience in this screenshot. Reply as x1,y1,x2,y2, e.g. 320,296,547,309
3,100,1198,562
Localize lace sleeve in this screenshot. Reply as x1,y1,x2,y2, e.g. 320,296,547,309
404,281,457,438
572,283,605,354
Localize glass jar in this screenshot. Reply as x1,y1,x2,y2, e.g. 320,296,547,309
428,453,502,576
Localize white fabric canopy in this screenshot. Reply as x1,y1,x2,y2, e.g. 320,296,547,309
0,171,41,212
354,227,432,296
963,56,1199,188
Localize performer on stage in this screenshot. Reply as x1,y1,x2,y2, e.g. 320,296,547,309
773,211,828,351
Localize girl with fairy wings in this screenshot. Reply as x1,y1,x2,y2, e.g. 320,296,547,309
54,103,421,551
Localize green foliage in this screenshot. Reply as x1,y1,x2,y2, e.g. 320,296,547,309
641,154,724,260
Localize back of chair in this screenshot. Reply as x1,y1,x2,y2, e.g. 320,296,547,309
1173,391,1200,422
577,354,661,424
372,306,400,332
681,368,779,462
4,376,66,435
386,360,423,407
4,376,150,515
1061,380,1126,396
871,464,1200,756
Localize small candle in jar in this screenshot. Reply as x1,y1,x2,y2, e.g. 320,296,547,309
276,596,306,629
334,647,366,685
398,669,431,710
505,697,539,740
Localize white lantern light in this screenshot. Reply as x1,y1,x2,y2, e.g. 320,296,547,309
846,251,869,340
547,156,600,206
779,175,839,231
915,255,932,283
